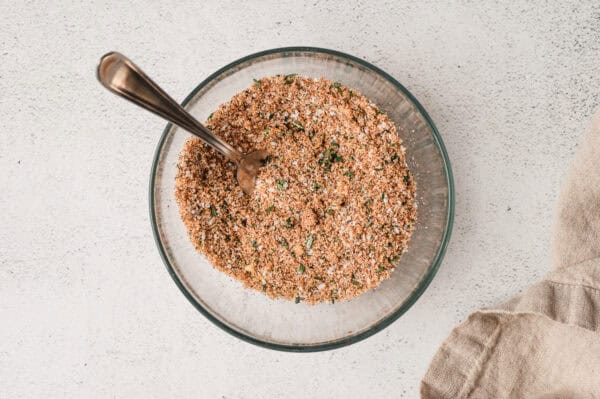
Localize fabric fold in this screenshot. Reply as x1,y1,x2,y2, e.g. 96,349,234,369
552,111,600,270
421,313,504,398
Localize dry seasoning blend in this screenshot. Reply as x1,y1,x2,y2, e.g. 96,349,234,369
175,75,417,304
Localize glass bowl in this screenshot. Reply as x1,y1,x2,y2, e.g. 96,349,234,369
150,47,454,351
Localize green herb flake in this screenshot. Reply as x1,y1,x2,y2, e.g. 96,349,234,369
209,205,218,217
320,155,331,170
366,219,373,227
266,205,275,214
251,240,258,249
285,217,293,228
292,121,305,131
278,238,289,249
375,166,384,171
276,179,288,191
390,152,399,162
331,81,342,88
295,295,302,304
253,78,261,87
320,148,345,171
297,264,305,274
381,192,387,202
306,234,314,250
326,209,335,216
260,155,272,166
263,128,270,135
284,73,297,84
343,170,355,179
377,265,385,273
312,182,321,191
403,173,410,184
207,112,214,120
330,141,340,148
364,198,372,214
376,108,386,115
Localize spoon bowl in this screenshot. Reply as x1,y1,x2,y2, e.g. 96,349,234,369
237,149,270,194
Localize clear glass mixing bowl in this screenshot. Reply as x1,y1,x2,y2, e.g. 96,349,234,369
150,47,454,351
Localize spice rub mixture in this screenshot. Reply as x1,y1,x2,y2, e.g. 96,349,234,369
175,75,417,304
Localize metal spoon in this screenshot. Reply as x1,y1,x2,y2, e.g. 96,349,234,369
97,52,267,194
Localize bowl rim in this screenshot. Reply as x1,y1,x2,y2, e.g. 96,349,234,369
149,46,455,352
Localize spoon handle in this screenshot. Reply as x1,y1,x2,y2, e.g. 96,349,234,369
97,52,243,163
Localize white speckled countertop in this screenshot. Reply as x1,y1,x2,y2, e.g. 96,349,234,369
2,1,599,397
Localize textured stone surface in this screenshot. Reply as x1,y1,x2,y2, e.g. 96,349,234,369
1,1,599,397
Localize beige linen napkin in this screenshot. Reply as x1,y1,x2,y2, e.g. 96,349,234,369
421,110,600,398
